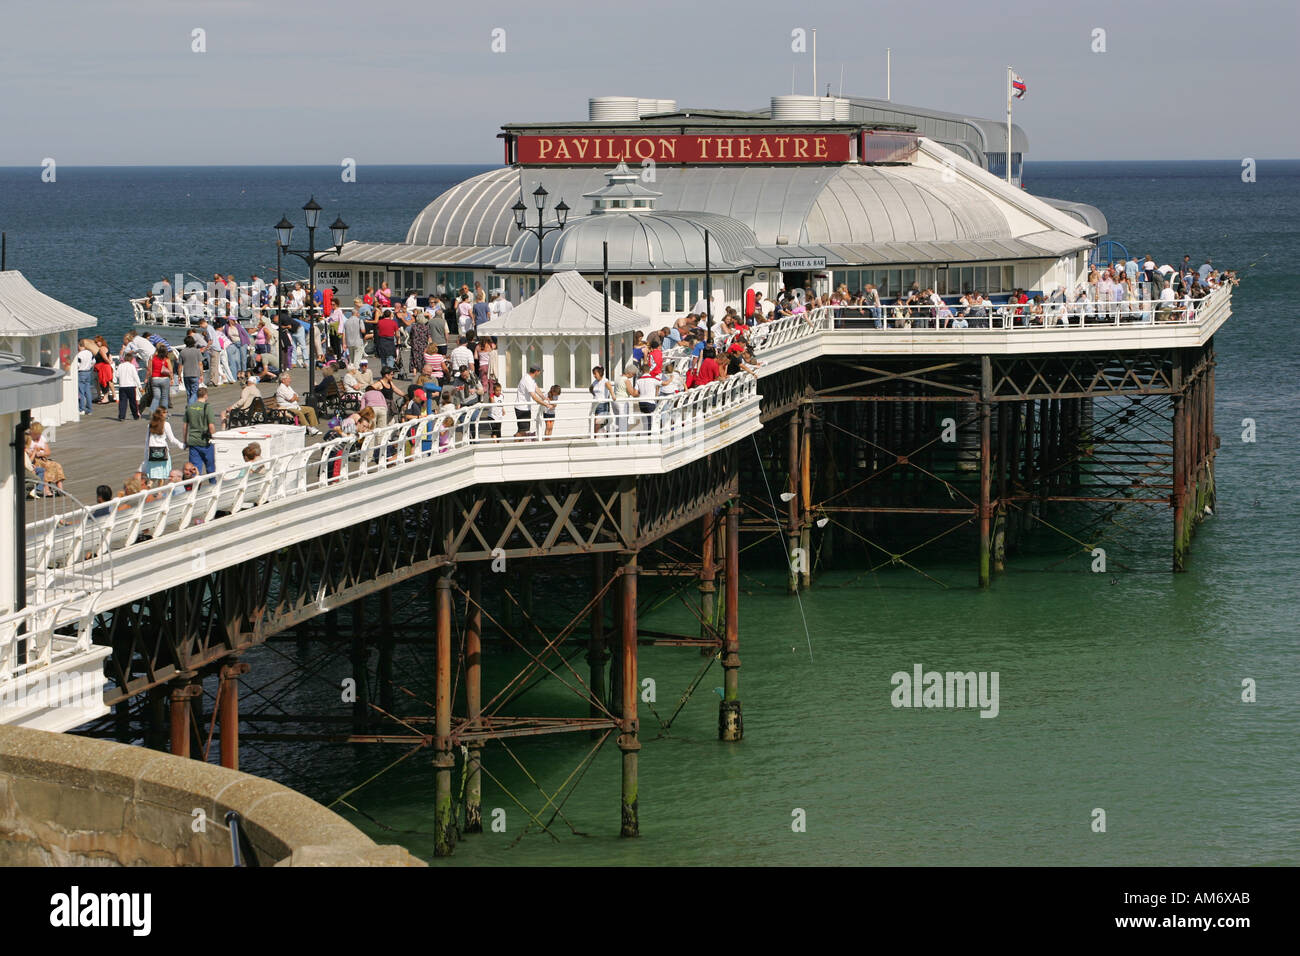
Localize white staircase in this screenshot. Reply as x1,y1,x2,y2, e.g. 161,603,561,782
0,594,110,732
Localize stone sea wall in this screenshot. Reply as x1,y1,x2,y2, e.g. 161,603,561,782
0,724,423,866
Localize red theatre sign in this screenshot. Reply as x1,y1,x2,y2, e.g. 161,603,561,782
515,133,853,165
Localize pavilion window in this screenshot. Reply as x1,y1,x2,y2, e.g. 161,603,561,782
660,279,671,312
674,278,685,311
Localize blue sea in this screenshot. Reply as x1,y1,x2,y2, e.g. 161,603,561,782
1,160,1296,865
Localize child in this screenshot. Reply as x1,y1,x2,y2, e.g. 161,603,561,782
487,382,504,440
542,385,560,438
438,415,454,453
422,343,446,382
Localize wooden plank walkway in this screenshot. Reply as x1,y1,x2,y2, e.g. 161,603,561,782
26,369,316,513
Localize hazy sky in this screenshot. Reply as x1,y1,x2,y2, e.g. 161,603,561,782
2,0,1297,165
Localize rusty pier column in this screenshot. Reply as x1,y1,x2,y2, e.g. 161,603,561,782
994,401,1009,574
168,678,200,758
218,660,250,770
588,553,610,722
699,511,717,650
1172,355,1187,571
719,502,743,741
464,567,483,834
617,554,640,837
799,404,813,590
786,412,801,594
433,567,456,856
978,356,993,588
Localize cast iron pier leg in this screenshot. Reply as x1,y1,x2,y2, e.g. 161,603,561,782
618,555,640,837
979,356,993,588
433,568,455,856
218,660,249,770
719,502,743,741
464,567,483,834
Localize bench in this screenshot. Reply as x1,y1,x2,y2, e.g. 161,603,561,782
226,396,298,429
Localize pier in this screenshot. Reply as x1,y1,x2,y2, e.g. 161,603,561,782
1,284,1229,853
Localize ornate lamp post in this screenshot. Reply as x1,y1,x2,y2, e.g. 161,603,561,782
512,185,569,297
275,197,348,394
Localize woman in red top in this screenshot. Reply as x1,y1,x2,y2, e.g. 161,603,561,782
147,345,175,414
645,332,664,379
694,347,721,387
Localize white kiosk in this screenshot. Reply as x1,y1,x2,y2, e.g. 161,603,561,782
477,269,647,393
0,271,99,434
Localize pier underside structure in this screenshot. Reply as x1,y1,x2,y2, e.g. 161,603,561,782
54,310,1222,857
83,452,744,854
749,342,1217,589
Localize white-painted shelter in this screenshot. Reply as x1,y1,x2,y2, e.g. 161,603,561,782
478,269,647,391
0,271,98,432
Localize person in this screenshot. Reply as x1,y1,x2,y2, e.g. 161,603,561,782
636,364,659,432
343,300,366,364
422,342,447,383
614,362,636,434
91,484,115,518
75,339,95,414
456,295,473,338
374,308,399,371
93,336,115,403
477,337,494,390
1157,281,1177,322
449,335,474,375
471,291,491,333
183,386,218,475
533,384,559,438
486,381,505,439
252,317,273,373
178,335,204,406
590,366,612,434
114,353,142,420
142,408,184,487
695,346,722,387
28,422,65,495
147,344,175,414
275,373,321,434
362,382,389,429
223,373,262,426
514,365,547,438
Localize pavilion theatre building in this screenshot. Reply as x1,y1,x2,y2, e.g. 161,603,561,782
320,94,1100,346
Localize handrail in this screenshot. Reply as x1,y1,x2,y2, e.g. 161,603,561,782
21,373,759,580
800,287,1229,332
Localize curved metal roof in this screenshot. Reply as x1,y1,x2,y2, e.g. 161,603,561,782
404,154,1049,251
508,211,755,272
804,164,1008,244
0,270,98,335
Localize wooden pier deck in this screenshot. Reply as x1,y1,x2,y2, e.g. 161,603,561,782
26,369,316,511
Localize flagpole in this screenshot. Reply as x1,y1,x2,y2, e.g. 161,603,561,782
1006,65,1013,184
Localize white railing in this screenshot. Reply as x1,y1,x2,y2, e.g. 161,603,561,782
0,594,95,686
801,286,1230,332
24,373,758,577
129,296,339,329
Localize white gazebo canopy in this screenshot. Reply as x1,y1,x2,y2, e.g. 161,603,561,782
0,270,98,431
0,270,98,336
479,270,650,391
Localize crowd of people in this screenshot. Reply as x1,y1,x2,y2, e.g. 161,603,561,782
70,254,1231,500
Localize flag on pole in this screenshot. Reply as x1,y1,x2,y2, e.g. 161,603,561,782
1011,72,1027,99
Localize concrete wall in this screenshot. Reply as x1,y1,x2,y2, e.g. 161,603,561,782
0,725,424,866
